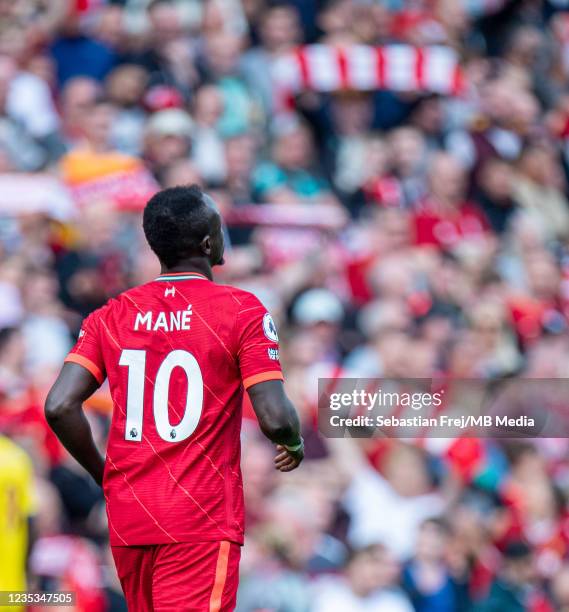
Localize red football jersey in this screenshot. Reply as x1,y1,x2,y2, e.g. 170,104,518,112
64,271,283,546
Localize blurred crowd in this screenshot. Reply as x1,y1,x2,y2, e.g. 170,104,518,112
5,0,569,610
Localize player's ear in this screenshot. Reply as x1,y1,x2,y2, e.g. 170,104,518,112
200,235,212,256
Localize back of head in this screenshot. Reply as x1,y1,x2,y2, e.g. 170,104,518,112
143,184,211,268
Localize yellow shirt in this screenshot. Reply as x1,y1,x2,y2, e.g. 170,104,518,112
0,436,36,592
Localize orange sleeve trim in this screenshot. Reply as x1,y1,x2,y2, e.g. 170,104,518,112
243,370,284,389
64,354,104,384
209,541,230,612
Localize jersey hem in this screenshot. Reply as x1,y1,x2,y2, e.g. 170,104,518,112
109,532,244,548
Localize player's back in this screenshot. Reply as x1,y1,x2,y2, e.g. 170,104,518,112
65,271,283,546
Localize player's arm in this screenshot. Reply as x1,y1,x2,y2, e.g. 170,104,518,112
44,362,105,486
247,379,304,472
236,295,303,471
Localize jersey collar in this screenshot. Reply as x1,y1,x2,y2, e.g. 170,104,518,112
155,272,209,282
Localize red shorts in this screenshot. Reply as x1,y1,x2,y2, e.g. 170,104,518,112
111,540,240,612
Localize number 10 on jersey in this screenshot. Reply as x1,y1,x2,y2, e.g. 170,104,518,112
119,349,204,443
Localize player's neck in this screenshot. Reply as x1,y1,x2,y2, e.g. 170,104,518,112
161,260,213,281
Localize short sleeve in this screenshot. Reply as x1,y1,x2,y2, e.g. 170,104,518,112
64,311,106,385
236,293,284,390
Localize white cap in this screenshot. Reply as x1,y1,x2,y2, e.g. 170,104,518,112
292,288,344,326
146,109,194,138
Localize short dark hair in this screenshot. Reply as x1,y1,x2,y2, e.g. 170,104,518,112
503,540,532,561
0,327,19,353
148,0,173,12
143,185,211,267
421,516,451,535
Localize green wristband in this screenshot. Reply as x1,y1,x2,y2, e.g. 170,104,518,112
284,439,304,452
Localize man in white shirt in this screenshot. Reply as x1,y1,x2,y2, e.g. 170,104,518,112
311,544,413,612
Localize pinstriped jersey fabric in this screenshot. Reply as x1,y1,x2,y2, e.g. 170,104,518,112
65,273,283,546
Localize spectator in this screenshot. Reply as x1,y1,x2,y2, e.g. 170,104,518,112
403,518,470,611
201,31,255,137
311,544,413,612
223,133,257,205
58,76,101,149
253,118,339,206
473,158,518,235
105,65,149,156
191,84,226,182
241,2,302,113
514,144,569,241
0,435,36,593
142,108,194,178
476,541,549,612
0,56,46,171
414,152,491,250
551,564,569,612
50,9,118,85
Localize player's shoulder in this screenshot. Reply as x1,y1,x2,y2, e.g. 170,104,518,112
81,298,117,326
82,284,144,323
115,280,155,301
219,284,266,312
221,285,278,340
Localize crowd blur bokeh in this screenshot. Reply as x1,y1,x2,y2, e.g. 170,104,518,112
5,0,569,610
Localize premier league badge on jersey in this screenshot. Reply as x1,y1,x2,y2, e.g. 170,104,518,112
262,313,279,342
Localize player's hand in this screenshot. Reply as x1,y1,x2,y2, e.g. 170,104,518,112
274,439,304,472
